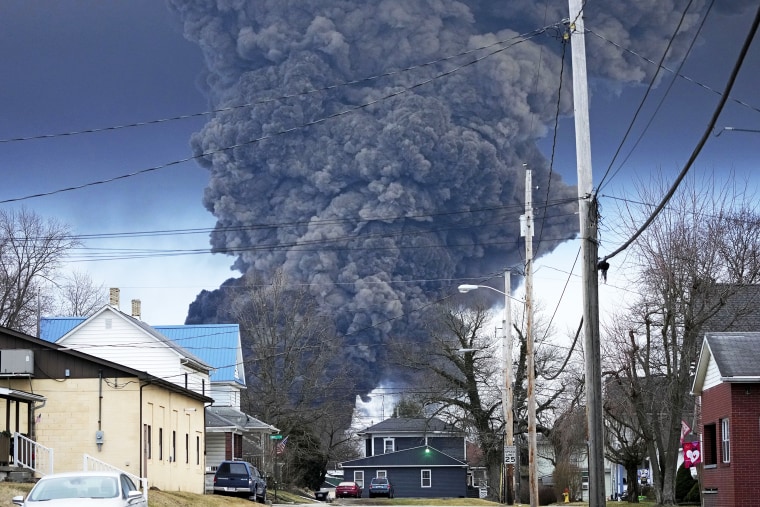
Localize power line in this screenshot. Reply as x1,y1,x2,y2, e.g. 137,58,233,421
594,0,701,191
601,3,760,263
0,25,557,145
585,29,760,117
1,25,557,204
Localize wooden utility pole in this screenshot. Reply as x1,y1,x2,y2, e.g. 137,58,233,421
503,269,515,505
522,168,538,507
567,1,605,505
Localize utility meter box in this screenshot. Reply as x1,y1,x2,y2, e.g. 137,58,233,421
95,431,105,445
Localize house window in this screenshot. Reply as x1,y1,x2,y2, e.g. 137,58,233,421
172,430,177,462
159,428,163,460
185,433,189,464
721,418,730,463
421,469,431,488
354,471,364,488
377,470,387,479
197,436,201,465
383,438,394,454
146,425,152,459
703,423,717,466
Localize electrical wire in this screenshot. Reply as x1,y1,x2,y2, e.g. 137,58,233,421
0,25,558,145
595,0,705,192
601,2,760,263
584,30,760,117
1,25,557,205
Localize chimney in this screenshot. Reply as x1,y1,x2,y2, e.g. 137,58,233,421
109,288,120,308
131,299,141,320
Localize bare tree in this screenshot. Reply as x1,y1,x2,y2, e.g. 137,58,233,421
231,270,354,486
603,174,760,505
550,405,586,501
394,301,504,497
392,298,575,502
0,207,79,333
54,270,106,316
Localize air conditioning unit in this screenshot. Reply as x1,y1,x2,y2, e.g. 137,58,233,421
0,350,34,375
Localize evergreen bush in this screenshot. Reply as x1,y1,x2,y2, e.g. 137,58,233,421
675,464,697,501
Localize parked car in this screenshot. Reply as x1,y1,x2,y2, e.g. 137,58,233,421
12,471,146,506
335,481,363,498
213,460,267,503
368,477,394,498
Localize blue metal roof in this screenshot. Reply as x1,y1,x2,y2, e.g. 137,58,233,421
39,317,244,385
39,317,85,342
154,324,244,385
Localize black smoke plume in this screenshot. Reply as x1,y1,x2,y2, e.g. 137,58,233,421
173,0,751,395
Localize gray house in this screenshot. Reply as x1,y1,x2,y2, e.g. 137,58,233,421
341,417,468,498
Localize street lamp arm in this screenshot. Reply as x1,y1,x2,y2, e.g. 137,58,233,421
457,284,523,303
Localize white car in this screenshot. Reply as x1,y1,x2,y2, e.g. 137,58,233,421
12,471,147,506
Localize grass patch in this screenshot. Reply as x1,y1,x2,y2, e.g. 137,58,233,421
0,481,256,507
2,481,661,507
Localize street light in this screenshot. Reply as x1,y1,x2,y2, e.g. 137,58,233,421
458,270,517,505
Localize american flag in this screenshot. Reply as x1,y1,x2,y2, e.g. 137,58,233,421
276,436,289,455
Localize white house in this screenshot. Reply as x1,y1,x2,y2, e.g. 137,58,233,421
39,294,277,481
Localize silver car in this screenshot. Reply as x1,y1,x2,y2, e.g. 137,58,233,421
12,471,147,506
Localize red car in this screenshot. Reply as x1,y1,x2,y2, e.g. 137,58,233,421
335,481,362,498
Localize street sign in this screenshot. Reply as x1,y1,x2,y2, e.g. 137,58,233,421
270,434,283,440
504,445,517,464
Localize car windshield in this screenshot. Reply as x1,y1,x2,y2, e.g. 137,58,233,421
29,476,119,501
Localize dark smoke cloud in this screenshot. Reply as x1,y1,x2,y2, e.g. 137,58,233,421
171,0,751,393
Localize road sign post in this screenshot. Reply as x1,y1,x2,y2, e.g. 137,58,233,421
504,445,517,464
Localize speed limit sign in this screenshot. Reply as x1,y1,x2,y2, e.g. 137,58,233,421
504,445,517,464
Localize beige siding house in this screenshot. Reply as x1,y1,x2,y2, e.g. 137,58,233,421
41,302,278,479
0,326,212,493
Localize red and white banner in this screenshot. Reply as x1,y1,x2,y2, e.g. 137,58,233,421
682,440,701,468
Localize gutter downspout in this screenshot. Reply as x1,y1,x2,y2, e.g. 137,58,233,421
140,381,145,481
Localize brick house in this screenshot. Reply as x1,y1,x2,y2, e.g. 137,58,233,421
692,332,760,507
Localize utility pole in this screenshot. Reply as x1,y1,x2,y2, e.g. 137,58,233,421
503,269,515,505
521,167,538,507
567,1,605,505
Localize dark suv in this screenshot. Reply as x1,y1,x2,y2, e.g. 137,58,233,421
213,460,267,503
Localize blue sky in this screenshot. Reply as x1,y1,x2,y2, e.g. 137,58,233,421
1,1,233,323
1,0,758,330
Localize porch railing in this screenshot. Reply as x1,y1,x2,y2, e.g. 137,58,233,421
13,432,53,476
83,453,148,502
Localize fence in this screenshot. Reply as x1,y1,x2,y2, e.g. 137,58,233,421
13,432,53,476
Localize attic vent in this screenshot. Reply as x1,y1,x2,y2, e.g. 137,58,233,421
109,288,120,307
131,299,141,319
105,318,112,329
